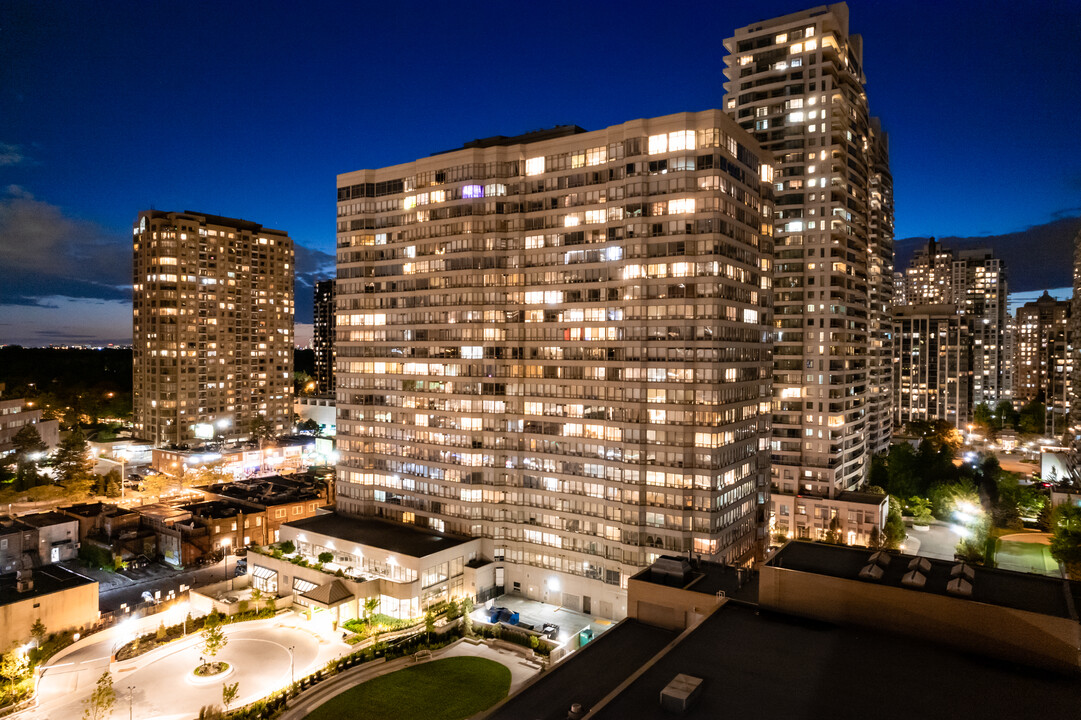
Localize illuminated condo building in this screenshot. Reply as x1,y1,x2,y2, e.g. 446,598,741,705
313,279,336,394
1015,292,1072,436
335,111,775,618
897,239,1008,408
724,3,893,505
132,211,295,446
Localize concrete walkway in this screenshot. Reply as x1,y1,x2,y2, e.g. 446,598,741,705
278,638,541,720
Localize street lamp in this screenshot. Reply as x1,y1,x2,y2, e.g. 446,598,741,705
127,685,135,720
220,537,232,585
288,645,295,686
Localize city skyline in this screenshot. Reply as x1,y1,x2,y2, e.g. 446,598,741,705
2,0,1080,345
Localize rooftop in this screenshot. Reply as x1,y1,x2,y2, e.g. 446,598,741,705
584,603,1081,720
436,125,588,155
769,541,1075,618
17,511,77,529
283,513,470,558
207,475,325,508
0,565,97,607
630,555,758,600
485,618,678,720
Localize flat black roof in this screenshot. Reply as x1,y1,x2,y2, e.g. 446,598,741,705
17,511,77,528
631,557,758,601
769,541,1074,618
587,603,1081,720
485,619,678,720
283,514,469,558
0,565,96,607
434,125,588,155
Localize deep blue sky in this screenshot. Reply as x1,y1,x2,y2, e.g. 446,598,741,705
2,0,1080,345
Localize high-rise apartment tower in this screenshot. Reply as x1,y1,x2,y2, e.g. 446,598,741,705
133,211,294,446
724,3,892,500
313,279,336,394
335,111,775,618
897,240,1008,408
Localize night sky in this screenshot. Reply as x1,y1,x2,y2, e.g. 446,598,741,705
2,0,1080,345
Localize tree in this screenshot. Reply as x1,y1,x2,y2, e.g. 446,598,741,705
868,526,885,551
318,551,334,564
279,540,296,555
156,622,167,642
424,609,435,644
249,415,275,448
54,428,93,486
363,597,379,625
1018,399,1047,435
883,496,906,550
994,400,1018,430
222,681,239,712
824,515,843,544
12,424,47,489
461,596,474,638
81,670,115,720
201,621,228,665
909,496,933,526
1049,504,1081,570
0,646,29,701
972,403,994,431
103,469,122,498
30,619,47,647
141,473,169,499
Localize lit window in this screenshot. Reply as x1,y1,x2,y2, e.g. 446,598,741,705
790,42,803,54
525,157,544,176
648,133,668,155
668,130,695,152
775,33,787,43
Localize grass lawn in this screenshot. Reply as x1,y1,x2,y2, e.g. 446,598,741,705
306,656,511,720
994,538,1059,576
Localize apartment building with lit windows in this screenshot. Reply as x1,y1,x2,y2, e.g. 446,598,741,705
724,3,892,502
132,211,294,446
1015,292,1072,436
313,279,336,394
335,111,775,619
894,304,971,428
897,240,1008,409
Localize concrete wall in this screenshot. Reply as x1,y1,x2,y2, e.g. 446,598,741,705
0,582,99,650
760,564,1081,673
627,577,725,631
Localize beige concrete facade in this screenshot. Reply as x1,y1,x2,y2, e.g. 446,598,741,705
761,544,1081,673
0,570,99,650
0,398,59,455
724,3,893,498
132,211,294,446
768,489,886,545
336,111,776,619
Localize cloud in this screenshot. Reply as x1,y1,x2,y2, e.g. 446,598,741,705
0,143,27,166
0,191,132,307
292,244,335,325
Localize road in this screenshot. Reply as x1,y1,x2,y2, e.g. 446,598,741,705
902,522,961,561
25,616,338,720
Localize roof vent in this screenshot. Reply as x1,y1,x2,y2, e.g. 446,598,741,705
16,568,33,593
660,673,704,714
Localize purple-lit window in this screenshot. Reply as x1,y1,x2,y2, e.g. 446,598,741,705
462,184,484,199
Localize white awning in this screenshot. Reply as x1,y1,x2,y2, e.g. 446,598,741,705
251,565,277,580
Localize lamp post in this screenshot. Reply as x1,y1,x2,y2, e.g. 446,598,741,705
288,645,295,686
220,537,232,586
127,685,135,720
